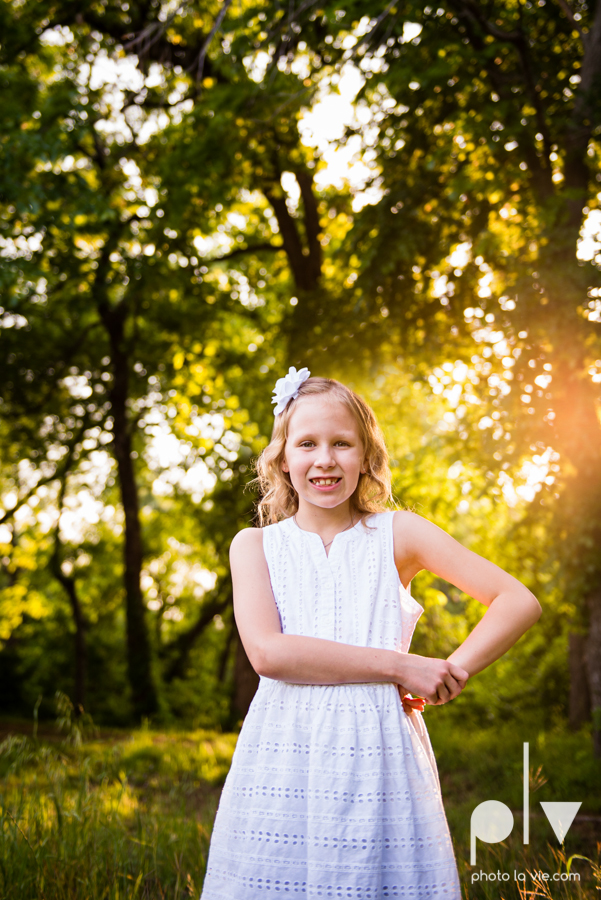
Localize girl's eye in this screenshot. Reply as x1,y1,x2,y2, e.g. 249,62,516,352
298,440,350,447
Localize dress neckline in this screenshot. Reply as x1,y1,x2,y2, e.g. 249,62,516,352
288,515,366,560
286,512,375,548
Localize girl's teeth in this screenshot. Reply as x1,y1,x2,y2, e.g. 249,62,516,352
313,479,338,485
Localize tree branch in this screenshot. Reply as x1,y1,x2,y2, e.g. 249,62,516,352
451,0,522,42
0,469,59,526
0,429,94,526
260,0,322,47
554,0,585,39
124,5,186,55
209,241,284,263
353,0,400,54
194,0,234,83
162,587,231,682
449,0,555,200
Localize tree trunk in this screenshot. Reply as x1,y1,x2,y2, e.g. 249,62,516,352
264,188,319,292
51,470,87,712
585,589,601,757
233,631,259,720
547,344,601,755
563,1,601,229
218,615,236,683
99,301,159,719
296,169,323,288
112,349,159,718
264,168,322,293
50,557,87,712
568,633,591,730
63,577,86,712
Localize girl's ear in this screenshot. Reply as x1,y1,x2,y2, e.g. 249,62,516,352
282,458,289,473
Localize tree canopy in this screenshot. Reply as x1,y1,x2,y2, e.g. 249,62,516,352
1,0,600,750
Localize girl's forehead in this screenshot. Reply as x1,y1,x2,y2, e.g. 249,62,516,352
287,395,360,435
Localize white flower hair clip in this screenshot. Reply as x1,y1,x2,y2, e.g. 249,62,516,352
271,366,311,416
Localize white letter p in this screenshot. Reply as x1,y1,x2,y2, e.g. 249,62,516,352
470,800,514,865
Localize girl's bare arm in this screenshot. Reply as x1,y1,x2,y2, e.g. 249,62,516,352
231,528,468,705
392,511,542,676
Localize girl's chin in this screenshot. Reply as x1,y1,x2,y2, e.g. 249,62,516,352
300,491,353,509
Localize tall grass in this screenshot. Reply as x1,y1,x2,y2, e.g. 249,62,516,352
455,841,601,900
427,707,601,898
0,698,599,899
0,696,236,899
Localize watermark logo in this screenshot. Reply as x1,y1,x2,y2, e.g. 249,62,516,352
471,870,580,885
470,743,581,864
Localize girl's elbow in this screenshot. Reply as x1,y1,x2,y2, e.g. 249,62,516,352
246,639,278,679
253,656,273,679
246,645,267,677
527,591,542,623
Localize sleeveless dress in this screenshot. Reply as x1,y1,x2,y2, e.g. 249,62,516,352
200,511,461,899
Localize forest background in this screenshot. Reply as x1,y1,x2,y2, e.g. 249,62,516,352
1,0,601,895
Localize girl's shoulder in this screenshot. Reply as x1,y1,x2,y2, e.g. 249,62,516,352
390,508,433,548
230,518,292,554
229,526,263,558
391,508,422,527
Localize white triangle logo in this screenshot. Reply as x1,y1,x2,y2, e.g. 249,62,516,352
540,801,581,842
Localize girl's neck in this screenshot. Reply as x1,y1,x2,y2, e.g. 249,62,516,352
294,501,355,535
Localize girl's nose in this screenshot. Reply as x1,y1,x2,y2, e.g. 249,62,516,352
315,445,336,467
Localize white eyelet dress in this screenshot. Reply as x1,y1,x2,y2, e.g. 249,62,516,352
200,511,461,899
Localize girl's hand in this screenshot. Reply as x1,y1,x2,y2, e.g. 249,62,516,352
398,687,425,715
396,654,469,706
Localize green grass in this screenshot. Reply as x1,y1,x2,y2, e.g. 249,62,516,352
0,703,599,899
0,717,236,899
427,707,601,898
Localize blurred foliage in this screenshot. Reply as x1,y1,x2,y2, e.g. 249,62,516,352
0,0,600,739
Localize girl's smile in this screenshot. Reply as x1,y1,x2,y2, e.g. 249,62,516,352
309,476,341,490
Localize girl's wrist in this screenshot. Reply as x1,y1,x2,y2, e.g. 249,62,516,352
389,650,409,685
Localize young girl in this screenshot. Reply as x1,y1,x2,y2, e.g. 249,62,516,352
200,368,541,899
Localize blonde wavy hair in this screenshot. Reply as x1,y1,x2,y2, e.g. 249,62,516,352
254,377,392,526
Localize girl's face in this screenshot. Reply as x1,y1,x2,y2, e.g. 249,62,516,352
282,395,365,513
